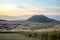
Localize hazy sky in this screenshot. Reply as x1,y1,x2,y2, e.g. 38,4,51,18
0,0,60,16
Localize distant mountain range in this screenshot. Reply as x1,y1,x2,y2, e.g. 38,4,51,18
27,15,58,23
0,15,60,21
0,15,31,21
0,19,6,21
46,15,60,21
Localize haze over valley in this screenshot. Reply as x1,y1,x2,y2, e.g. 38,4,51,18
0,15,60,21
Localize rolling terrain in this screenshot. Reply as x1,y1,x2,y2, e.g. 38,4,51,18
0,15,60,40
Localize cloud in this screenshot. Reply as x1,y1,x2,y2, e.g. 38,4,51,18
48,0,60,3
15,1,60,15
23,0,33,2
0,0,13,4
16,2,36,10
0,0,60,16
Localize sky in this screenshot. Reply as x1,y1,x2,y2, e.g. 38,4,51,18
0,0,60,16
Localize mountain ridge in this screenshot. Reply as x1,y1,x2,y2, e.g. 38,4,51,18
27,15,58,23
0,15,60,21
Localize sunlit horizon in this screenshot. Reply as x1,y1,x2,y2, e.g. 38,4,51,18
0,0,60,16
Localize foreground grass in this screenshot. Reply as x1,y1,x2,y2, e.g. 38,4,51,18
0,33,39,40
0,30,60,40
0,23,60,40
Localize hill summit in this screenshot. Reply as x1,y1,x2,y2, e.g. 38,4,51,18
27,15,58,23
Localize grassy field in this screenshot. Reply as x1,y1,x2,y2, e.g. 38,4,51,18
0,23,60,40
0,33,40,40
0,30,60,40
